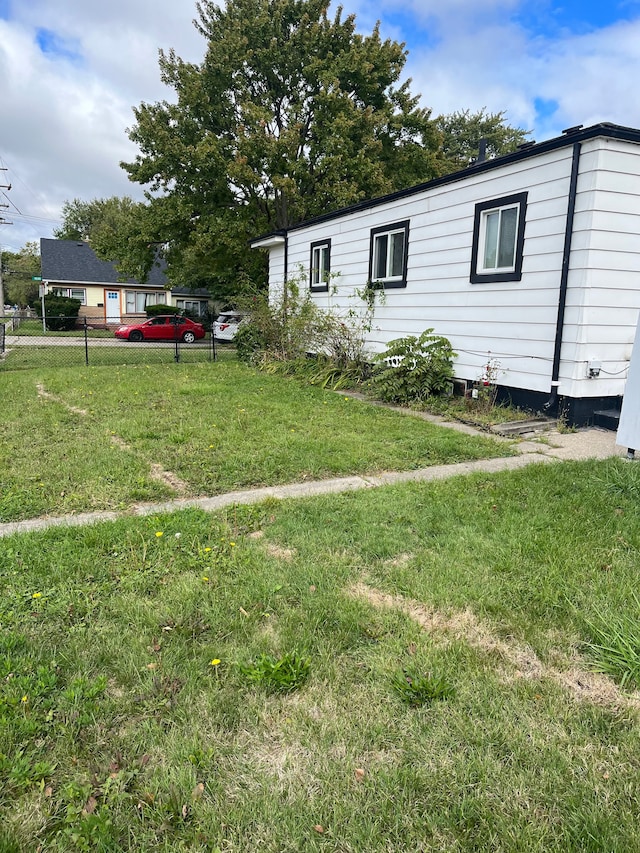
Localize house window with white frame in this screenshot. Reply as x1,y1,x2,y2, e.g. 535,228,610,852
310,239,331,292
125,291,166,313
470,192,527,283
369,220,409,288
176,299,208,316
51,287,87,304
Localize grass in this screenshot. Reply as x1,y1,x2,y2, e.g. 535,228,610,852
0,361,510,522
7,319,115,338
0,458,639,851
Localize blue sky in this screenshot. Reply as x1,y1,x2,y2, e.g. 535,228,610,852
1,0,640,250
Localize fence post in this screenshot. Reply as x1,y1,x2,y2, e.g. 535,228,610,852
173,315,180,363
84,316,89,366
211,324,216,362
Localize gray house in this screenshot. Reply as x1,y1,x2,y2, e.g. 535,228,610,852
40,239,211,325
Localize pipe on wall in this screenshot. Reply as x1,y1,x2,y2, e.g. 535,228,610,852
544,141,582,412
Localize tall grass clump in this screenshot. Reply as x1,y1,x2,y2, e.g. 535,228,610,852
584,597,640,689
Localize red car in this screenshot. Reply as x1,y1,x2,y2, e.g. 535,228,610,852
114,315,206,343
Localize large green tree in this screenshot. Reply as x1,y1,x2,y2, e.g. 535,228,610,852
119,0,443,297
435,108,530,173
53,196,160,280
100,1,528,301
1,241,40,307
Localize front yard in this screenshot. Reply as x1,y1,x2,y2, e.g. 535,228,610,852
0,361,510,523
1,360,638,851
1,459,639,851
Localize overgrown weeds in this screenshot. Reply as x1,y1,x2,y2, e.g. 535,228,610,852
391,667,455,707
238,651,311,693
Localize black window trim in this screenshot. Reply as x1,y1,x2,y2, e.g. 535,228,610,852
470,192,527,284
368,219,410,289
309,238,332,292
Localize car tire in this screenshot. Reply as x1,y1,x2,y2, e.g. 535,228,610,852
129,330,143,342
182,331,196,343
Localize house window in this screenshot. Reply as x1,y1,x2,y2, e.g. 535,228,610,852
176,299,208,316
52,287,86,304
369,220,409,288
470,192,527,283
125,291,166,313
310,239,331,292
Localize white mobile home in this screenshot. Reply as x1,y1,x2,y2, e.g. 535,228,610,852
251,122,640,426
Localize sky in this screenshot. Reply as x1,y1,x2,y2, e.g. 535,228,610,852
2,0,640,253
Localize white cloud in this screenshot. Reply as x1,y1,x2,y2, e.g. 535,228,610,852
2,0,640,252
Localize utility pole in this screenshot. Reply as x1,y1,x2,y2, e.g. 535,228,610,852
0,167,13,314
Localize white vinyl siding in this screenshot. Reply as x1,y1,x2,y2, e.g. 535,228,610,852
268,135,640,401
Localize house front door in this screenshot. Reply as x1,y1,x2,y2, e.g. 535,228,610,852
105,290,121,323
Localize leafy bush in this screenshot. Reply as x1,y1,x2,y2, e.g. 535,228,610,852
368,329,456,404
235,321,267,364
236,280,371,385
37,295,81,331
145,303,178,317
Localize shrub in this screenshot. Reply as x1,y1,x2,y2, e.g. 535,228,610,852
37,295,82,331
368,330,456,404
236,280,371,385
145,303,178,317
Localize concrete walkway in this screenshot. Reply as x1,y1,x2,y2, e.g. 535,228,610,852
0,422,628,539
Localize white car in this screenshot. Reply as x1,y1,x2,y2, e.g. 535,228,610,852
212,312,248,342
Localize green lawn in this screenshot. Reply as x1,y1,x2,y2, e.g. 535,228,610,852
0,361,510,523
1,459,639,851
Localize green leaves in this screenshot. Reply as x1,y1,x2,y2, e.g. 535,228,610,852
369,329,457,404
119,0,443,296
391,668,455,707
238,651,311,693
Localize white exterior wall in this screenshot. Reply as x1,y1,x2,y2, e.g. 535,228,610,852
564,138,640,399
263,134,640,400
267,244,286,299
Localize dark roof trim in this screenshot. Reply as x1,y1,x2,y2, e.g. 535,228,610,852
250,123,640,243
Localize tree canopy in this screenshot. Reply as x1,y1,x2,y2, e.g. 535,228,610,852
1,241,40,307
99,0,529,300
435,109,530,173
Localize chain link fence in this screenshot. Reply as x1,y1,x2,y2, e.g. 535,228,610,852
0,314,223,371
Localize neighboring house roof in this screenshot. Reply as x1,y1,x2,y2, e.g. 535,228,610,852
171,286,212,298
251,121,640,243
40,238,168,287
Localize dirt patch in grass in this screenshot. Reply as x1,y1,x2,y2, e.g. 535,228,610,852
109,434,191,495
248,531,297,561
36,382,88,416
264,543,297,561
349,582,640,711
148,463,190,495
